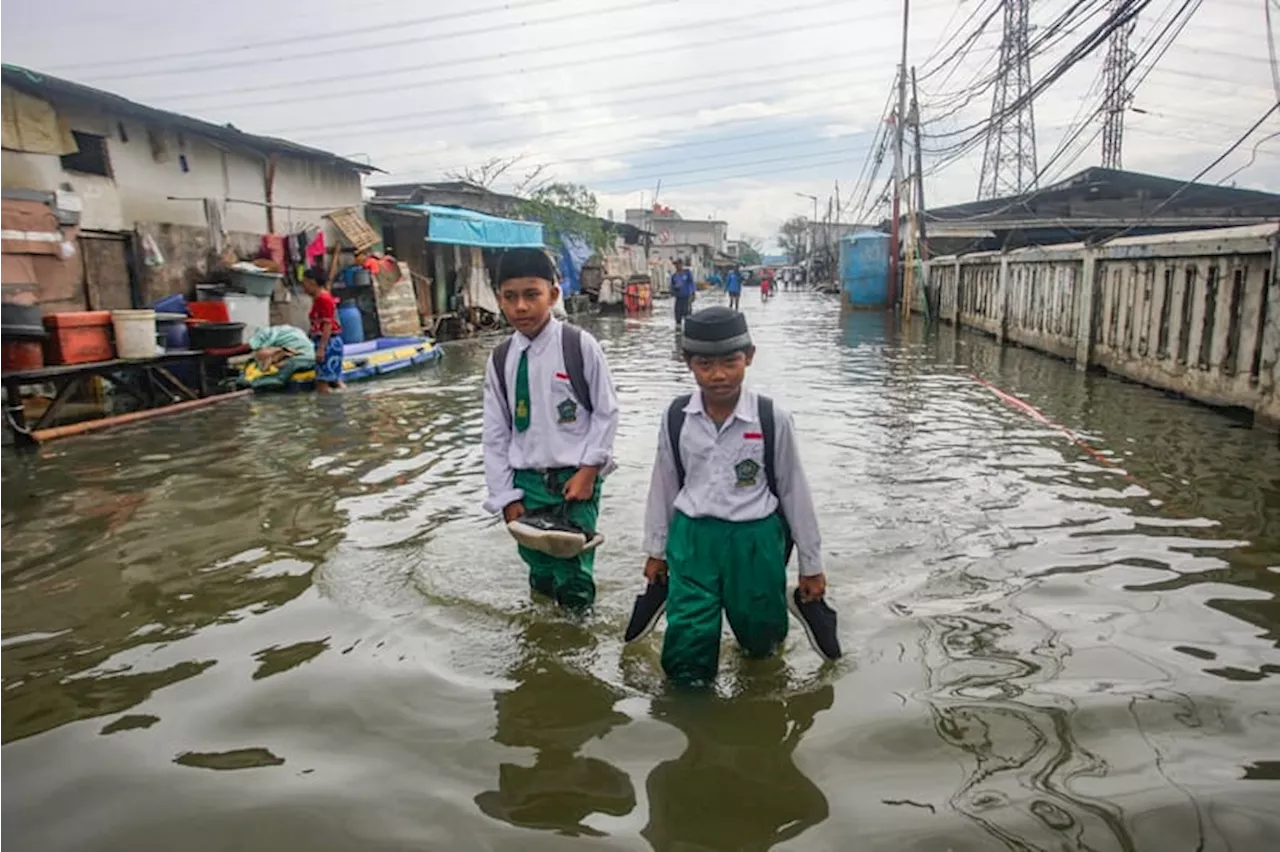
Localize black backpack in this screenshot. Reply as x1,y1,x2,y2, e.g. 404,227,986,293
666,393,794,565
491,324,594,420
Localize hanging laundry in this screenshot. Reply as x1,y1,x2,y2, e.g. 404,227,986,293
259,234,287,271
305,230,326,264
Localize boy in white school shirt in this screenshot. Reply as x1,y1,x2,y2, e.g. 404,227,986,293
482,248,620,612
626,306,840,684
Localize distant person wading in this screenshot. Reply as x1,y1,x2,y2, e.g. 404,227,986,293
671,259,695,326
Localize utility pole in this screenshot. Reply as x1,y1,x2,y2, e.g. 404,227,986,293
912,66,932,322
810,194,818,285
911,67,928,265
978,0,1037,199
890,0,909,310
1101,0,1136,169
834,180,842,287
795,192,818,286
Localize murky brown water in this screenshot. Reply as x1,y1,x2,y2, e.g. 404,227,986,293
4,292,1279,851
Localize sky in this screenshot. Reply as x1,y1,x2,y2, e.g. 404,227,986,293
3,0,1277,250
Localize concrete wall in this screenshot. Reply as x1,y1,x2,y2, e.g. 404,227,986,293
649,243,713,283
625,211,726,253
924,225,1280,427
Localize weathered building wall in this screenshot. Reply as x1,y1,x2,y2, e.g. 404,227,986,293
3,93,365,309
625,211,726,253
925,225,1280,426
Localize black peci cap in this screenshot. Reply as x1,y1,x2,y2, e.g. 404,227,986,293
682,306,752,355
497,247,557,285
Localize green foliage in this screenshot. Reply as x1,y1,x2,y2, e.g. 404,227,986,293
517,183,611,255
738,234,764,266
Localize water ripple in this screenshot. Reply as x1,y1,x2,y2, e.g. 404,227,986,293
4,293,1278,850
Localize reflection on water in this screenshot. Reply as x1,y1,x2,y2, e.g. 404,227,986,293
4,293,1279,851
643,679,833,851
475,619,636,837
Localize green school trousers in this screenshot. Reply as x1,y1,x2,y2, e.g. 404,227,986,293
512,468,601,610
662,511,789,685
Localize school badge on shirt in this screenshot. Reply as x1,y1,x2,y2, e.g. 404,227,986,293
557,398,579,424
734,458,760,487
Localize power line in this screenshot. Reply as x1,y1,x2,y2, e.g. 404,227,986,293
1266,0,1280,102
138,1,941,107
588,141,875,189
1038,0,1204,183
921,0,1212,224
1101,0,1138,167
925,0,1193,188
1102,101,1280,241
391,149,868,194
1215,129,1280,183
275,56,881,142
366,90,874,171
925,0,1144,162
842,75,898,217
44,0,565,72
917,0,993,75
651,154,856,191
83,0,663,83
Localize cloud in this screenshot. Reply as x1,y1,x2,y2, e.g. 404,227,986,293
2,0,1275,252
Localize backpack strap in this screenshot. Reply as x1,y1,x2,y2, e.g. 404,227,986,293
667,394,692,489
757,394,795,566
758,394,779,499
560,324,594,414
491,337,514,421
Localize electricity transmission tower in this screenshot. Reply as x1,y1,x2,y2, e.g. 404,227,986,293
978,0,1038,199
1100,0,1136,169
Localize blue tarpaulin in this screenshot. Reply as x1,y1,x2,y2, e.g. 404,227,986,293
556,234,593,296
399,204,544,249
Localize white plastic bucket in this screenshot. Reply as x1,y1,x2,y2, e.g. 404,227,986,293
111,309,158,359
220,293,270,343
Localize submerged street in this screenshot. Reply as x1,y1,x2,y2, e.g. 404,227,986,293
3,290,1279,851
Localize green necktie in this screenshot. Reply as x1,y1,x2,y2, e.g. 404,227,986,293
513,349,531,432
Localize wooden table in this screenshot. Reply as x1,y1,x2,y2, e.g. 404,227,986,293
2,350,235,444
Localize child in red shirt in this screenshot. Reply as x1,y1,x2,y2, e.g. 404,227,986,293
304,271,345,393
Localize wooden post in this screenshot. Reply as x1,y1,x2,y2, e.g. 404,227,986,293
263,154,278,234
1076,250,1098,371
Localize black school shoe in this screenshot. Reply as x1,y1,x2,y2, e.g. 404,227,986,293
624,580,668,643
789,587,842,661
507,509,605,560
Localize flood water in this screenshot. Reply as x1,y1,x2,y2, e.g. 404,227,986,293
3,291,1279,851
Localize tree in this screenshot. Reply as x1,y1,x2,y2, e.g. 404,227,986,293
517,182,610,255
778,216,809,264
738,234,764,266
443,155,523,188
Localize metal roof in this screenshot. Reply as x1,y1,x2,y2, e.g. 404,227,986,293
2,65,381,173
925,167,1280,224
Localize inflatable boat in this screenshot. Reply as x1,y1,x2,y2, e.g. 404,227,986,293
241,336,442,390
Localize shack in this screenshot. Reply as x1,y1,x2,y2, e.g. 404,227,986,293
1,65,379,317
368,202,544,338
